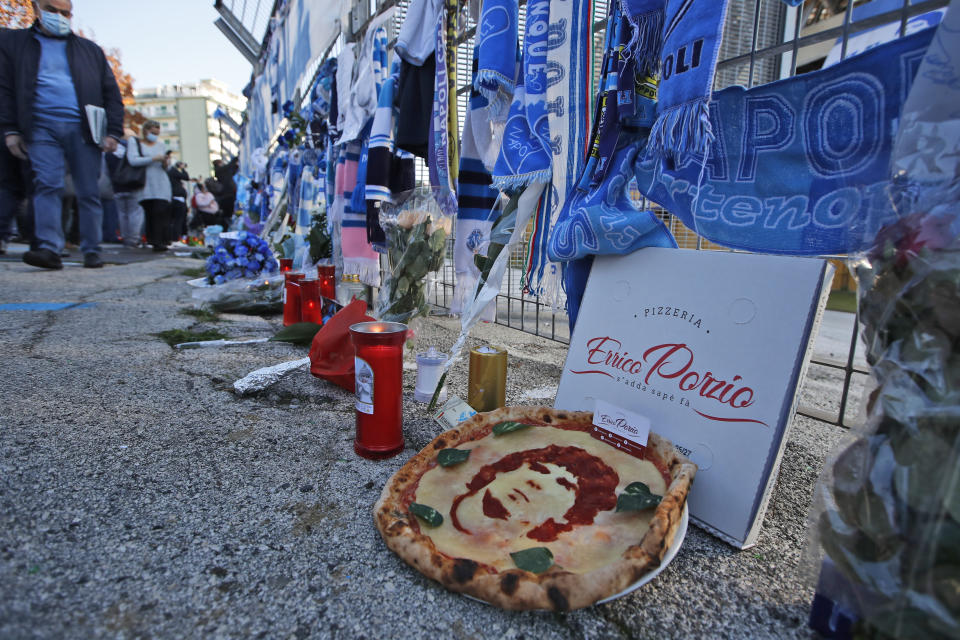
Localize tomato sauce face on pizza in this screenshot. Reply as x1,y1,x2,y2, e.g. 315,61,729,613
375,407,697,610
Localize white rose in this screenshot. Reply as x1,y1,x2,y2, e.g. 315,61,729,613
428,215,453,236
396,209,429,229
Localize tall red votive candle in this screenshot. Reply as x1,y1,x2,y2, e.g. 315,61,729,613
283,272,305,326
317,265,336,300
299,278,322,324
349,321,408,459
279,258,293,272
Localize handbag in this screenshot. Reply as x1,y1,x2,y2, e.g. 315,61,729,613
110,139,147,192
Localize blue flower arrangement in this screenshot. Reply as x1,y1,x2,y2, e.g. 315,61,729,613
205,231,279,285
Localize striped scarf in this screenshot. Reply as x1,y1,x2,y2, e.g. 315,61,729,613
453,51,502,318
525,0,597,306
337,140,381,287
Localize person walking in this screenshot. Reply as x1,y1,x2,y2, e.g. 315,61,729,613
166,154,189,243
106,130,145,248
126,120,171,252
0,0,124,269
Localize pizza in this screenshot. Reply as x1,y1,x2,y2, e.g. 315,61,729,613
374,406,697,610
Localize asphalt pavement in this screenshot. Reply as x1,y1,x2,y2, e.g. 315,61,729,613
0,253,849,639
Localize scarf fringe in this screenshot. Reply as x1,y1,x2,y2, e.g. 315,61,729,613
621,4,664,78
645,99,715,163
475,70,515,121
491,169,553,193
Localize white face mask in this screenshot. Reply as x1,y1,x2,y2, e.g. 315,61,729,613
146,133,159,143
39,9,72,37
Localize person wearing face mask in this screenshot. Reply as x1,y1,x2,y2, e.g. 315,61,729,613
125,121,171,252
0,0,124,269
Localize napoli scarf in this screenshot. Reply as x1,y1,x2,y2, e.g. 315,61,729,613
528,0,596,306
633,27,938,255
475,0,519,119
549,1,673,264
365,59,415,245
645,0,731,162
491,67,553,190
454,52,502,318
429,0,458,200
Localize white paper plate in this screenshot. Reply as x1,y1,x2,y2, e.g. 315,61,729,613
597,503,689,604
463,503,689,607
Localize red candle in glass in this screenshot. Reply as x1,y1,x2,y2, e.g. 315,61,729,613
279,258,293,272
299,278,322,324
317,265,337,300
349,321,408,459
283,272,305,326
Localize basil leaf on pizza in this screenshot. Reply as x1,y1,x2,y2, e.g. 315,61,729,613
616,482,663,512
409,502,443,527
510,547,554,574
492,421,531,436
437,448,471,467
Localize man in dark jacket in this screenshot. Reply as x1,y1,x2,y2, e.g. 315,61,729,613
213,156,238,219
166,155,189,243
0,0,125,269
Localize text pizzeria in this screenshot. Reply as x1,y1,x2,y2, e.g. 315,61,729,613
644,306,705,330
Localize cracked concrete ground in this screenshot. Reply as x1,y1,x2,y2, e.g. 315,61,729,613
0,254,848,639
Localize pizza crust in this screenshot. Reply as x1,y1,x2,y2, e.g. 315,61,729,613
374,406,697,610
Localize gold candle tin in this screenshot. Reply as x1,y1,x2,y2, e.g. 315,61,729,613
468,345,507,412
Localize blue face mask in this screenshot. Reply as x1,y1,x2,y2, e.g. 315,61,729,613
146,133,159,143
39,9,72,37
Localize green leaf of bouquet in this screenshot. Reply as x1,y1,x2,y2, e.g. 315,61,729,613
269,322,322,345
616,482,663,512
409,502,443,527
492,421,531,436
437,448,471,467
510,547,554,574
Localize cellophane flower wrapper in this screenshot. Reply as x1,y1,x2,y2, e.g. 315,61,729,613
191,273,284,313
375,188,453,324
807,178,960,639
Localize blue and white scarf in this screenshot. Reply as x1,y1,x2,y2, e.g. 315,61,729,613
491,64,553,191
529,0,596,306
429,2,456,200
454,51,502,318
633,27,938,255
475,0,519,119
645,0,731,162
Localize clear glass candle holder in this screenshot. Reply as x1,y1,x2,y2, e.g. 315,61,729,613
349,321,408,460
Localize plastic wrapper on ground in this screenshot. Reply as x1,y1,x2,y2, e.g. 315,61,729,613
190,274,284,313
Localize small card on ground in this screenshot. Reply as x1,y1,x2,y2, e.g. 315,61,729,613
432,395,478,430
555,248,833,549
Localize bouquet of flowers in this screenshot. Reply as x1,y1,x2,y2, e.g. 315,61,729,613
813,182,960,639
205,231,279,285
376,189,452,323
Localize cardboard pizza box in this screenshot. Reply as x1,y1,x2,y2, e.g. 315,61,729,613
555,248,833,549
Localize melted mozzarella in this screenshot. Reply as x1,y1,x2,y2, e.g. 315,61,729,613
416,426,666,573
